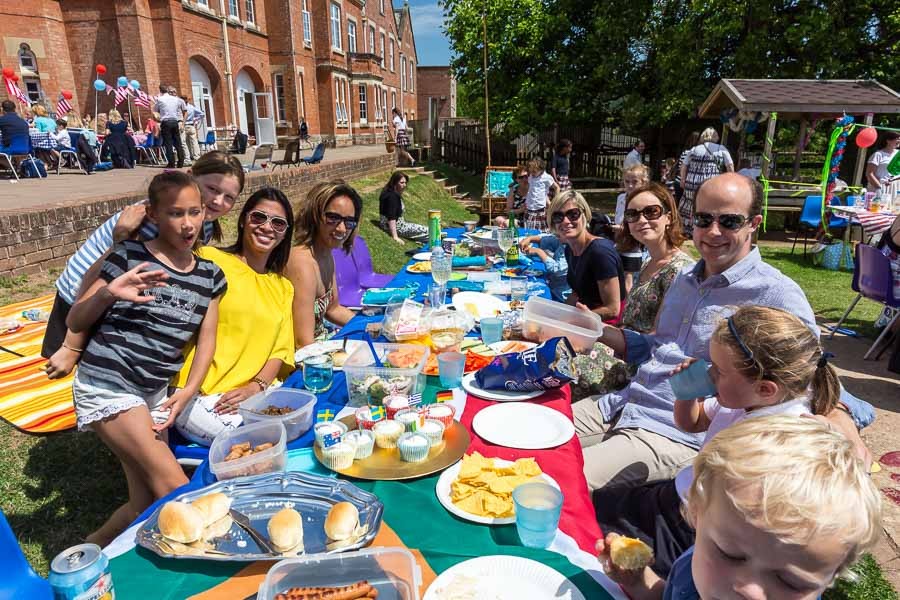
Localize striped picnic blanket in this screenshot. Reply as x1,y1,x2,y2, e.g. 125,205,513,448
0,294,76,434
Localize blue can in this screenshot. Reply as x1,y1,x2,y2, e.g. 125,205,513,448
49,543,115,600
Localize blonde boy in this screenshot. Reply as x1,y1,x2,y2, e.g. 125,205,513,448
598,415,881,599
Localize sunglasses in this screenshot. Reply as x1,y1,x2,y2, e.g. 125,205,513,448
624,205,666,223
693,212,750,231
324,211,358,230
550,207,582,225
516,174,528,179
248,210,289,233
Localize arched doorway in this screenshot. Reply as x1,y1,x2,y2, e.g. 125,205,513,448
189,58,218,138
235,69,257,137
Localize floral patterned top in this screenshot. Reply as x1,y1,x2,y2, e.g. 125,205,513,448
313,286,333,341
621,250,696,333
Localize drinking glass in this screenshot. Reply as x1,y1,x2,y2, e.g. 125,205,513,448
495,228,514,260
480,317,504,346
512,482,563,548
510,279,527,302
431,252,452,286
303,354,334,393
437,351,466,388
427,283,446,308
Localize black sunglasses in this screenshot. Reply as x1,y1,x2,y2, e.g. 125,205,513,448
248,210,289,233
624,205,666,223
693,212,750,231
325,211,358,230
550,207,582,225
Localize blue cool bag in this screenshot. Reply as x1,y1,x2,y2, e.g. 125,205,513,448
20,159,47,178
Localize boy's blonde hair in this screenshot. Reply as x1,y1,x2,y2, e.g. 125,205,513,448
622,164,649,184
713,306,839,415
526,157,545,173
687,415,881,580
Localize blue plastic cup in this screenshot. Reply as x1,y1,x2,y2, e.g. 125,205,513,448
512,482,563,548
437,351,466,388
480,317,504,346
669,359,717,400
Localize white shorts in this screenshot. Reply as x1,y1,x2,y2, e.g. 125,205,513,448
174,392,243,446
73,370,168,432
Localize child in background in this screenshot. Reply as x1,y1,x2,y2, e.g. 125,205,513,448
66,171,227,547
595,305,844,577
615,164,650,291
518,232,571,301
597,415,881,600
551,139,573,191
660,158,676,195
524,157,559,231
51,118,72,169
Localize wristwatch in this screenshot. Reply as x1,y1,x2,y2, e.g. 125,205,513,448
251,377,269,392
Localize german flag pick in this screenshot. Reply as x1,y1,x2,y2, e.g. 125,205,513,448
435,390,453,403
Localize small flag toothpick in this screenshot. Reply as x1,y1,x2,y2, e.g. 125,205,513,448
316,409,335,423
435,390,453,403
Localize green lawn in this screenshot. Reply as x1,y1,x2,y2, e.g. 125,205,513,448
0,172,895,597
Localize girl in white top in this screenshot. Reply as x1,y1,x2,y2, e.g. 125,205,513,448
866,131,899,192
391,107,415,167
523,157,559,231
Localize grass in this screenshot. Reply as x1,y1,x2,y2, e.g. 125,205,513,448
0,172,896,597
0,269,60,307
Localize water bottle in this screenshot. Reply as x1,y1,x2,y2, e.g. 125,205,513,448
22,309,50,322
431,245,451,286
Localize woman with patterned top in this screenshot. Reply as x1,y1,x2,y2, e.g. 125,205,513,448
288,181,362,347
494,165,530,228
573,183,694,399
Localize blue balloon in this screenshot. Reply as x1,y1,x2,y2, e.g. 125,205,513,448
93,79,107,92
130,80,140,90
117,76,128,87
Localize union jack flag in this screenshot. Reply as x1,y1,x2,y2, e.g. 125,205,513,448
114,85,132,106
4,77,29,105
57,96,72,116
134,90,154,109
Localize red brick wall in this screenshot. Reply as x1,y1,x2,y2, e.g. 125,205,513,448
417,67,454,120
0,152,396,276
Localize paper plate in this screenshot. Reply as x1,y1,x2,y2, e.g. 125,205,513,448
472,403,575,450
293,340,363,370
452,291,508,322
460,373,544,402
423,555,585,600
412,251,432,261
435,458,560,525
487,340,537,355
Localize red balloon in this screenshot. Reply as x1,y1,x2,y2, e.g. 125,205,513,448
96,64,107,75
856,127,878,149
1,67,13,78
62,90,73,100
11,74,19,82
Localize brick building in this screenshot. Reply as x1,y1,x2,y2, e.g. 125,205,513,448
0,0,421,147
417,66,456,129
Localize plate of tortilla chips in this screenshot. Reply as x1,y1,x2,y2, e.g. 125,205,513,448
435,451,559,525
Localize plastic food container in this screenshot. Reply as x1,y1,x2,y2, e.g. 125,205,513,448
237,388,316,442
209,420,287,481
343,343,429,407
258,548,422,600
522,296,605,352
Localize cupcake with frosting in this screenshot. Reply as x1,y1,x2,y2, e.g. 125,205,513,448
394,408,423,432
425,404,455,429
321,441,355,470
398,432,431,463
314,421,348,448
384,394,410,419
419,419,445,446
355,406,379,430
345,429,376,459
372,420,404,449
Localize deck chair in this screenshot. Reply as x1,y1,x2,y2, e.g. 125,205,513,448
242,143,274,172
0,133,43,181
481,166,517,221
300,142,326,165
272,139,301,170
0,509,51,599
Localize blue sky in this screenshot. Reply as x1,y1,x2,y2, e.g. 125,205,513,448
407,1,451,66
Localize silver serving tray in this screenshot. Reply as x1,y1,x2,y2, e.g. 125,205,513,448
135,471,383,561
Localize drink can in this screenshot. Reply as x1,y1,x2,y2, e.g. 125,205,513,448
441,237,457,256
428,209,442,248
49,543,115,600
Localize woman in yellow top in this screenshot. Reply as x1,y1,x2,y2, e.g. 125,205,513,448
174,187,296,444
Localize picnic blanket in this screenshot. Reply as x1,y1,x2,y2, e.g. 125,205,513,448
0,294,76,434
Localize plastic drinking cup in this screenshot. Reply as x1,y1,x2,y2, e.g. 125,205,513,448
303,354,334,393
428,283,446,308
668,359,717,400
512,482,563,548
437,351,466,388
480,317,504,346
510,279,527,301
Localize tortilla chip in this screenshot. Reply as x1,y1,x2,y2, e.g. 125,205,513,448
450,453,543,518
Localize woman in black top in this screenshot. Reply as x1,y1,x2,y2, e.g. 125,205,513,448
549,190,625,323
379,171,429,244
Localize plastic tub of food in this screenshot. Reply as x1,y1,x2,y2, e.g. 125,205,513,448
343,343,429,407
259,547,422,600
209,420,287,481
237,388,316,442
521,296,605,352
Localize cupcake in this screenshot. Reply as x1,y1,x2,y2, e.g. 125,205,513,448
372,420,404,449
321,442,355,470
397,432,431,463
394,408,424,432
355,406,378,431
425,404,455,429
345,429,375,459
419,419,445,446
384,394,410,419
314,421,348,448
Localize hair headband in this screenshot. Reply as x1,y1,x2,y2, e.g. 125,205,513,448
726,316,754,361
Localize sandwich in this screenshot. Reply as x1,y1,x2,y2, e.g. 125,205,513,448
158,501,205,544
267,507,304,554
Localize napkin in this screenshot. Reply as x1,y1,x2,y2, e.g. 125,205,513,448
447,280,484,292
452,256,487,268
362,287,416,305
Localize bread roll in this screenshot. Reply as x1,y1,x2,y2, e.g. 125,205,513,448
609,535,654,570
191,492,232,527
268,507,303,552
158,501,204,544
202,514,234,541
324,502,359,541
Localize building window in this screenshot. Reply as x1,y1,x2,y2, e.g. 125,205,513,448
348,20,357,53
358,84,367,122
273,73,286,122
409,60,414,91
197,0,209,6
382,88,387,120
298,72,306,119
330,3,342,50
18,44,37,71
302,0,312,45
23,79,42,103
245,0,255,23
379,33,385,67
401,56,407,90
380,0,385,14
228,0,239,16
391,90,396,111
389,38,395,72
18,44,42,102
342,80,348,124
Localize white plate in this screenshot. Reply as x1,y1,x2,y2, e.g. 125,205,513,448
423,555,585,600
487,341,537,354
472,403,575,449
413,251,432,261
293,339,363,370
435,458,560,525
461,373,544,402
452,291,508,322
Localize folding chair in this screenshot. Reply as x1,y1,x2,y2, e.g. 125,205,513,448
135,133,159,165
242,143,274,172
199,130,216,152
0,509,52,599
272,139,301,170
56,131,87,175
0,133,43,181
791,195,848,256
300,142,326,165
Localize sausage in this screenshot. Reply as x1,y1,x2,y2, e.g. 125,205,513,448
274,581,372,600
